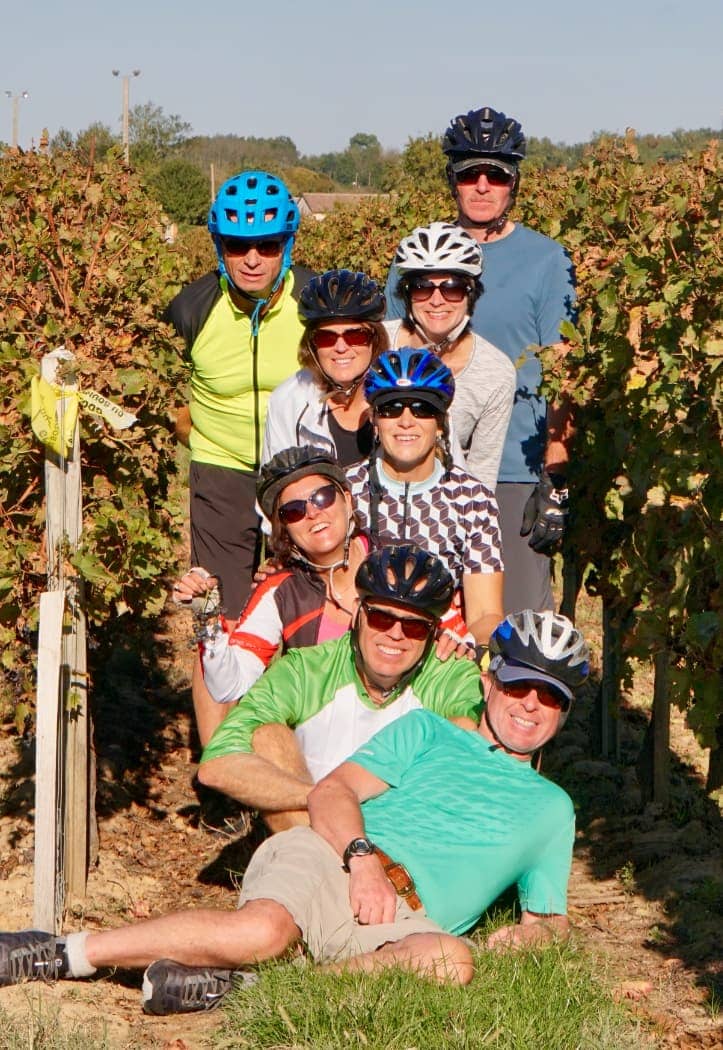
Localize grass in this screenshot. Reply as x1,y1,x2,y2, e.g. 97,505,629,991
0,998,112,1050
214,930,647,1050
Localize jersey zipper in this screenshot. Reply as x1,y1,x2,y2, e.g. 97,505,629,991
252,330,260,470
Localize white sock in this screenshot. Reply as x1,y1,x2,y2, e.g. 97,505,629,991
63,931,97,978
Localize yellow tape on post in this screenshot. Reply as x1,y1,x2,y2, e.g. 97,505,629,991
31,375,138,456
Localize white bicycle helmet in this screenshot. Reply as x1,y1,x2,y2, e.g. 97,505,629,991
489,610,590,707
394,222,483,279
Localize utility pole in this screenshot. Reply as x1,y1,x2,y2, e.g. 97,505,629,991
4,90,30,150
111,69,140,164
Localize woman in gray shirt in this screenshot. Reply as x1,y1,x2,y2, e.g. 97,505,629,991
384,222,515,490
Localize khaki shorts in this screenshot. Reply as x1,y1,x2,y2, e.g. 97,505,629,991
238,826,445,962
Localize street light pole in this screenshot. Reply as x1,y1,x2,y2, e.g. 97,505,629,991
111,69,140,164
4,90,30,150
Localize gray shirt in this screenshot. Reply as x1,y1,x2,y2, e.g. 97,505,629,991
384,320,516,489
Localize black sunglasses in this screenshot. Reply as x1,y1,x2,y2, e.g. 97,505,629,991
375,399,440,420
362,603,435,642
408,277,471,303
494,679,571,712
221,236,285,257
455,165,515,187
278,482,339,525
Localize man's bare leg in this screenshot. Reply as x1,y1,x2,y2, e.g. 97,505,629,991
83,900,299,971
324,933,474,985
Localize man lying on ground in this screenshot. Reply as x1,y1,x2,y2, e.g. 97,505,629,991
0,610,589,1016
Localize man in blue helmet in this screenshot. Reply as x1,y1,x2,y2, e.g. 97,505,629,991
165,171,314,745
385,108,576,616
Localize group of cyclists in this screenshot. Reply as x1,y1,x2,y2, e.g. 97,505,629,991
170,104,576,743
0,104,592,1016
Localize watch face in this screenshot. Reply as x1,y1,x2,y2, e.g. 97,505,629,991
342,837,376,871
348,837,374,855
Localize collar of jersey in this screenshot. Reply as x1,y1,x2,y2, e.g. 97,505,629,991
376,457,443,497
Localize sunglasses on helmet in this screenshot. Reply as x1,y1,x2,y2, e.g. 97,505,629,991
221,236,285,257
311,327,373,351
375,399,440,420
408,277,471,304
362,602,436,642
278,482,339,525
454,164,515,187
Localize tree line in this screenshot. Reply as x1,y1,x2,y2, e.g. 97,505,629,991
44,103,722,225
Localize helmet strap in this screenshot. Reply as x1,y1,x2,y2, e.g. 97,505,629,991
288,501,355,612
352,613,436,703
311,343,368,401
407,313,470,355
449,168,520,238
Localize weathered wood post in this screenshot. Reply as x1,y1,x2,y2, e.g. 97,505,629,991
33,590,65,932
33,348,91,927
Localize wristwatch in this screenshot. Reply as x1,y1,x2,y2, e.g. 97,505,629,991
342,837,376,872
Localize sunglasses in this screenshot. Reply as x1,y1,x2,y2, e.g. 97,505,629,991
375,399,440,420
454,165,515,187
408,277,471,304
311,326,373,351
496,680,570,711
221,236,285,257
363,603,436,642
278,482,339,525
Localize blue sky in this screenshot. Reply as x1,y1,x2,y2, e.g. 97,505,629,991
2,0,721,153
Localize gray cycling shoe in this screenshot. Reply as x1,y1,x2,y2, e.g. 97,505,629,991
142,958,258,1015
0,930,68,985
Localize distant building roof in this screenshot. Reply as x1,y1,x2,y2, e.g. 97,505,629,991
296,192,389,219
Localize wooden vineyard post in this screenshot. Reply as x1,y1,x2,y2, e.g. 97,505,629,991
597,600,621,760
651,649,670,807
33,590,65,932
34,348,92,920
560,549,580,623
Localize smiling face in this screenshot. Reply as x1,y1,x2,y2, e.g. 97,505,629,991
310,322,375,388
480,679,565,760
374,401,442,482
277,473,351,565
409,272,469,343
356,600,435,700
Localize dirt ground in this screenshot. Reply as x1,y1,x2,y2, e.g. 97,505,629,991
0,601,721,1049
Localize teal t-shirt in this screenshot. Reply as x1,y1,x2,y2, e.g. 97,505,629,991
353,710,574,935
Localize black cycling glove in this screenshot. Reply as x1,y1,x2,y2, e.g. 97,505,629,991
520,470,569,555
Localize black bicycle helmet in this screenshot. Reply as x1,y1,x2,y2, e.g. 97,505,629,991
364,348,455,415
258,446,349,519
299,269,386,325
442,106,526,164
355,544,454,621
489,610,590,706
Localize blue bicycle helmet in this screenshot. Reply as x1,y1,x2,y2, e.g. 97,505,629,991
364,348,455,415
208,171,300,309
